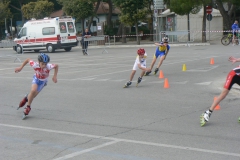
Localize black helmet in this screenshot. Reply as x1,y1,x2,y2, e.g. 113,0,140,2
38,53,50,63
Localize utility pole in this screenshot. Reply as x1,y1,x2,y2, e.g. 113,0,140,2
5,18,7,37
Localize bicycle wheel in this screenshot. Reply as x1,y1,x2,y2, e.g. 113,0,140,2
236,40,239,45
221,36,231,46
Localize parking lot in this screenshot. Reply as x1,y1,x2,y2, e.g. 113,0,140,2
1,43,240,160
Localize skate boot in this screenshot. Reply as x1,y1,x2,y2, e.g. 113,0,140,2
154,68,159,75
200,110,212,127
17,94,28,110
22,106,31,120
123,81,132,88
145,71,151,76
136,77,142,87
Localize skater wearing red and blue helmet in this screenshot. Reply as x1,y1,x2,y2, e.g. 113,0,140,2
15,53,59,119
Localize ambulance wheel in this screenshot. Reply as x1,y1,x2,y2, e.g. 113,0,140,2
46,44,55,53
16,45,22,54
34,50,40,53
64,47,72,52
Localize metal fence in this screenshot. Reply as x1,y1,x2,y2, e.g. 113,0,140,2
0,40,20,62
0,40,16,48
78,35,110,55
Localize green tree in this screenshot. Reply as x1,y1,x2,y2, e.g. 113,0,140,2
215,0,240,30
146,0,154,41
0,0,12,38
0,0,12,25
57,0,94,32
165,0,240,39
113,0,147,44
87,0,101,30
9,0,38,25
22,0,54,19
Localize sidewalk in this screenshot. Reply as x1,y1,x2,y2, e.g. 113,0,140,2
92,39,212,49
0,39,214,50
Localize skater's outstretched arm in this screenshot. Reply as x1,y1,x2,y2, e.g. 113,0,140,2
15,58,31,73
229,56,240,64
164,49,169,60
52,64,59,83
137,64,151,72
154,42,162,46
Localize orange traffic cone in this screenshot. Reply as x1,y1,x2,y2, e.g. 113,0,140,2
214,96,220,110
159,70,164,79
164,78,169,88
210,58,214,65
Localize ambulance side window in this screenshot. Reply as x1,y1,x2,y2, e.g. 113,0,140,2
67,22,75,33
59,22,67,33
18,28,27,38
42,27,55,35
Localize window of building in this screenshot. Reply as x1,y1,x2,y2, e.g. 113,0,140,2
93,21,96,26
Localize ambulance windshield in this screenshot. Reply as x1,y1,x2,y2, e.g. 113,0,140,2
18,28,27,38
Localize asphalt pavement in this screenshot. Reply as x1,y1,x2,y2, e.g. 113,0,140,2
1,41,240,160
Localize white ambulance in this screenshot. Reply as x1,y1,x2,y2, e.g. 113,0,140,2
13,16,78,53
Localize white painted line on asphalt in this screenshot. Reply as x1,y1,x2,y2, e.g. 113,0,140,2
75,56,223,79
0,67,17,71
0,76,32,79
72,69,131,80
171,81,188,84
187,66,219,72
78,78,96,81
148,81,164,84
53,140,119,160
164,56,221,66
110,79,126,82
195,82,212,85
96,79,110,81
1,123,240,158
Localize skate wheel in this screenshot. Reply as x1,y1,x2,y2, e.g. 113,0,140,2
200,114,206,127
123,85,127,88
22,114,27,120
238,117,240,123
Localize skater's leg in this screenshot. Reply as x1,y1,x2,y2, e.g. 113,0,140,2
210,88,229,111
27,84,39,106
129,70,136,81
149,57,157,70
145,57,156,76
156,56,165,69
140,70,145,78
124,70,136,87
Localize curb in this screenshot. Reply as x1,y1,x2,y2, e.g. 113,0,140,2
88,42,210,49
0,42,211,50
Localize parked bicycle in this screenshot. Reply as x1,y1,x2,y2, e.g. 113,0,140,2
221,32,239,46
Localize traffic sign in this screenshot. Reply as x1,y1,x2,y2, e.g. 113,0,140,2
206,6,212,14
154,5,164,9
206,14,212,21
154,0,164,9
